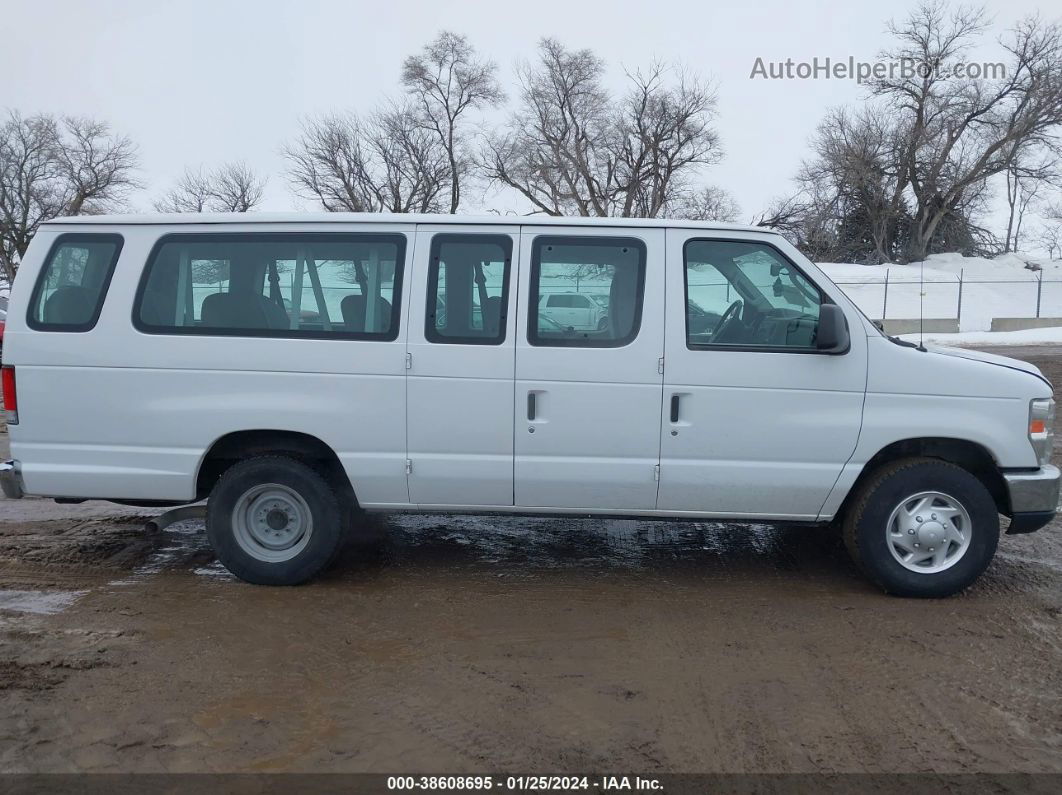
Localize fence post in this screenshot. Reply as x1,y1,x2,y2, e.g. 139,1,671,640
882,268,889,321
956,269,963,327
1037,271,1043,318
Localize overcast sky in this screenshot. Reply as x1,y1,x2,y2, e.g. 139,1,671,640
1,0,1053,225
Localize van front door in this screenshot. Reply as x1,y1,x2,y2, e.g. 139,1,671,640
658,231,868,519
406,227,517,506
514,228,665,510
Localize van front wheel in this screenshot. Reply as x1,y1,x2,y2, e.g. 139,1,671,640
843,458,999,598
207,456,343,585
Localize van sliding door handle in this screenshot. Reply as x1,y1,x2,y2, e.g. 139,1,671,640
670,394,680,423
527,392,537,421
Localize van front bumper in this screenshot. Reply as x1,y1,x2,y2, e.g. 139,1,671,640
1003,465,1060,534
0,460,24,499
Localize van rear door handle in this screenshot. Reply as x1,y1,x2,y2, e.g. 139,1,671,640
527,392,537,421
670,394,680,423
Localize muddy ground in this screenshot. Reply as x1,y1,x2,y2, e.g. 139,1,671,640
1,346,1062,774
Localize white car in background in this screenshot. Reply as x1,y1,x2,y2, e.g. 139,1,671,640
539,291,609,332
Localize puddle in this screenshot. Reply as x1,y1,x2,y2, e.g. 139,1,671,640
110,520,213,586
0,589,88,615
193,561,236,581
375,514,839,575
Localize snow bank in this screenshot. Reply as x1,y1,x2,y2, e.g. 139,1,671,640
818,253,1060,333
898,326,1062,346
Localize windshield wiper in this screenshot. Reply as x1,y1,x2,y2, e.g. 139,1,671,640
887,334,925,351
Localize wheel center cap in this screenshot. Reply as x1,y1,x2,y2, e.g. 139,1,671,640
266,509,289,531
917,521,945,546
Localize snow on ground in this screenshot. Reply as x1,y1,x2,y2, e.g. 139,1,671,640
897,326,1062,347
818,253,1061,333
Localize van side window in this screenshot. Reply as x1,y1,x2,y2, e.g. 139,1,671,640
134,234,405,340
529,237,645,348
426,235,512,345
27,234,124,331
685,240,823,350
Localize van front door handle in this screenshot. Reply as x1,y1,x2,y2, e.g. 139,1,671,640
527,392,537,421
670,394,680,423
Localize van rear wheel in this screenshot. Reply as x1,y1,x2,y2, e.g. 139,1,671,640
842,457,999,598
207,456,344,585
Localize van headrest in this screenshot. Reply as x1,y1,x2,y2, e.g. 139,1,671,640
342,294,392,333
201,292,289,330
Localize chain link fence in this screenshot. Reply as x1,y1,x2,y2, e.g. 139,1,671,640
830,269,1062,331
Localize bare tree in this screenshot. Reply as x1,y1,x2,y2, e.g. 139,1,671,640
481,39,725,218
767,3,1062,263
154,161,266,213
1038,224,1062,259
1041,202,1062,259
402,31,504,213
1003,153,1057,252
755,190,846,263
873,2,1062,261
667,185,740,222
284,107,449,214
796,106,911,263
0,111,137,283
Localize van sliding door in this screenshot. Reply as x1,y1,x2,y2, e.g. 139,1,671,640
513,227,666,510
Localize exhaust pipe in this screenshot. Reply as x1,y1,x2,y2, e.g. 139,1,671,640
146,504,207,533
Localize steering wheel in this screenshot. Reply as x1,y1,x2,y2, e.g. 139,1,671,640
712,299,743,341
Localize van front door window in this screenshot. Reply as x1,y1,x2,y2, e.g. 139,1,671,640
685,240,822,349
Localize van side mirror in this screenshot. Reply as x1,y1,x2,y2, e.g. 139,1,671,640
816,304,850,354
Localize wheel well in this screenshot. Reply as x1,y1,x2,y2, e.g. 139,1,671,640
842,438,1009,517
196,430,356,507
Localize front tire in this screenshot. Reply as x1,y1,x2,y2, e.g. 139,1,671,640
207,455,344,585
843,458,999,598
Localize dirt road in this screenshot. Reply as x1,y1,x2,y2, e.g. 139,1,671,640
2,346,1062,774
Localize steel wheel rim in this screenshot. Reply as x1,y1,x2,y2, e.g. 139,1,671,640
886,490,972,574
231,483,313,563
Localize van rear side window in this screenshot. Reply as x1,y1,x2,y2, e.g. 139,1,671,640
134,233,406,340
426,234,512,345
27,234,124,331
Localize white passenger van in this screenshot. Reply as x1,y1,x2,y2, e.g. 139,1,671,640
1,214,1057,596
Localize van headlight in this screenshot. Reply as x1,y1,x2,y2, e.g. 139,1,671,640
1029,398,1056,466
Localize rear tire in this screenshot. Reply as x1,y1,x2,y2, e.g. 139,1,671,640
207,455,344,585
842,457,999,598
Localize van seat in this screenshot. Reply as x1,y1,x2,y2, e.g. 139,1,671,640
43,286,94,325
201,292,289,330
341,294,392,332
482,295,503,334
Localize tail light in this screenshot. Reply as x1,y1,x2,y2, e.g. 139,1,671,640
1,365,16,425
